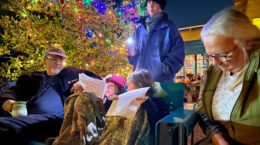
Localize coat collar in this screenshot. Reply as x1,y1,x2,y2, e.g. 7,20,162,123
244,41,260,82
139,12,169,31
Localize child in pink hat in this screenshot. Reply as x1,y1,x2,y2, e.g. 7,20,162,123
103,74,126,112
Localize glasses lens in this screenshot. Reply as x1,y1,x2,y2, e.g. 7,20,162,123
47,55,64,61
204,54,212,60
218,56,227,61
204,54,230,62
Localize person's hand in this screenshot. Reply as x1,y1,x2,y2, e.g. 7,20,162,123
2,100,16,112
211,133,229,145
134,96,148,105
125,49,137,57
125,49,131,56
125,42,136,57
107,95,119,101
103,74,112,81
71,81,84,93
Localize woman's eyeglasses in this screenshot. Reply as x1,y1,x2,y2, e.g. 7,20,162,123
204,54,232,62
204,45,237,62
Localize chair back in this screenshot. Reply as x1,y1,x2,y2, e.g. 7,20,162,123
156,83,186,118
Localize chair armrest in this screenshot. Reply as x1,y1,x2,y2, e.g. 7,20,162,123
156,107,199,136
27,141,46,145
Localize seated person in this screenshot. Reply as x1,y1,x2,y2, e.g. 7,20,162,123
51,70,160,145
70,73,126,112
127,70,160,141
103,74,126,112
197,9,260,144
0,46,100,144
190,74,201,85
102,69,160,145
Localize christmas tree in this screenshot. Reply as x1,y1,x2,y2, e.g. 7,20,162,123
0,0,146,80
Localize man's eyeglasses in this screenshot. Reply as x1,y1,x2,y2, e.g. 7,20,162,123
46,55,64,62
204,45,237,62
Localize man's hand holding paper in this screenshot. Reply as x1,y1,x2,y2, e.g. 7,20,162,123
78,73,107,100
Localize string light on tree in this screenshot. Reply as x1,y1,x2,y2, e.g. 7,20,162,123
83,0,93,5
106,39,111,44
32,0,38,4
0,0,146,79
98,33,103,38
73,5,78,12
86,29,93,38
117,11,122,17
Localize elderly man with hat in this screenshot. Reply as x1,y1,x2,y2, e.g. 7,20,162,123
126,0,185,83
44,46,67,76
0,46,100,144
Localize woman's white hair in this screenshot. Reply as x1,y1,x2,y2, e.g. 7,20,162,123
201,8,260,43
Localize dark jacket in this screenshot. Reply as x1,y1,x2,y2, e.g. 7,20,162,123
0,75,64,144
0,67,100,144
141,95,160,139
48,67,101,105
0,67,101,114
128,12,185,82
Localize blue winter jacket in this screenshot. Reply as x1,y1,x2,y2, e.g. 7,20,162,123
128,12,185,82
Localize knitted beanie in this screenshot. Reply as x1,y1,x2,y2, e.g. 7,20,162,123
106,74,126,93
147,0,166,10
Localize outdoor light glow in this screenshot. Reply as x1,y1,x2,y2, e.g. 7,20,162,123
126,37,133,44
253,18,260,29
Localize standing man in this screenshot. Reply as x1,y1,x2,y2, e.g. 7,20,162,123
127,0,185,82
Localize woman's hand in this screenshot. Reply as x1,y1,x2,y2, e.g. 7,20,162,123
71,81,84,93
2,99,16,112
134,96,148,105
211,133,229,145
107,95,119,101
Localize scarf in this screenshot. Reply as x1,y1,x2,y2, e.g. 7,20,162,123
146,12,163,32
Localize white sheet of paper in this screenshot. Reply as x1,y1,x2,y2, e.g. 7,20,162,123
106,87,150,119
79,73,107,100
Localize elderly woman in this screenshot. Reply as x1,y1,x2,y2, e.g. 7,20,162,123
197,9,260,145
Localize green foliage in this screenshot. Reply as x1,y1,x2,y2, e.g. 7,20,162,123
0,0,133,80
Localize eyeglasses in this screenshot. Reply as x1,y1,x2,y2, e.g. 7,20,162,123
46,55,64,62
204,45,237,62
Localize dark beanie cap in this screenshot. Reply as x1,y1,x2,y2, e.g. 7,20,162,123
147,0,166,10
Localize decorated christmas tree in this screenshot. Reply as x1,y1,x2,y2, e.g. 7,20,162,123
0,0,146,80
